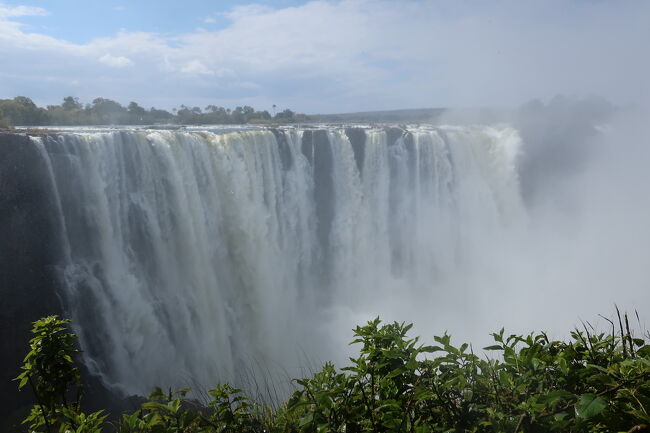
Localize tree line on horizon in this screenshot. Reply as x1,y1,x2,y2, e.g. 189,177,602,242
0,96,309,127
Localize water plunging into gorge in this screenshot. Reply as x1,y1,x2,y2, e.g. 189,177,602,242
19,125,527,394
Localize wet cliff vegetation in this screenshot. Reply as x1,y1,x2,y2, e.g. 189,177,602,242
10,313,650,433
0,96,308,127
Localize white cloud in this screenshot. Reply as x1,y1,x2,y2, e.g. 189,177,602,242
0,0,648,112
99,53,134,68
221,4,273,21
202,16,216,24
181,59,213,75
0,4,48,18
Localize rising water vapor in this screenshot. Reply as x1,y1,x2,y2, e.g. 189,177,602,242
429,98,650,342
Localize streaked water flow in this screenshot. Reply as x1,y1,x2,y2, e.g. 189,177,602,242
33,126,524,395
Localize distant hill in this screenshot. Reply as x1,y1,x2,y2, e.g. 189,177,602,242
308,108,446,123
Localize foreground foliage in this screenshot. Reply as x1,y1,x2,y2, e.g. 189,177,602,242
16,315,650,432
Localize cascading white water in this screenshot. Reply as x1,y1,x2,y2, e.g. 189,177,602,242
33,125,525,395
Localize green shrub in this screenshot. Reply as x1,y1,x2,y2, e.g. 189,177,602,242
15,315,106,433
0,116,13,129
15,314,650,432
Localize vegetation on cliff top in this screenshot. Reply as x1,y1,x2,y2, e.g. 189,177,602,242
0,96,309,126
12,313,650,432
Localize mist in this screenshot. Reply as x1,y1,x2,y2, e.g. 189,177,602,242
313,99,650,360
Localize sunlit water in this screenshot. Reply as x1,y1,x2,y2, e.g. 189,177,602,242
28,124,648,397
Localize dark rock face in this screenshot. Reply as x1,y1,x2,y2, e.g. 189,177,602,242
0,133,62,430
385,126,405,147
345,128,366,175
0,133,135,431
271,128,293,171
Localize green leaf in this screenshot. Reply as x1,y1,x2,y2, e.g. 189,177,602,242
299,413,313,427
575,393,607,419
420,345,444,353
483,345,502,351
554,411,569,421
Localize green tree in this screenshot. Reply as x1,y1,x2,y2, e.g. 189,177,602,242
275,108,295,122
91,97,125,124
0,96,49,125
127,101,148,124
231,106,245,123
62,96,82,111
149,107,174,123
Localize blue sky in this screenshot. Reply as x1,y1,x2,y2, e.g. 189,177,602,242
3,0,307,43
0,0,648,113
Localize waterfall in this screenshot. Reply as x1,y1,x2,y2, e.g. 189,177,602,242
32,125,525,395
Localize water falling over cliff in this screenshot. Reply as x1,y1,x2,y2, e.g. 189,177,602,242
28,125,524,395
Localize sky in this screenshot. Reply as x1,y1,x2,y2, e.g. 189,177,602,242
0,0,648,113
